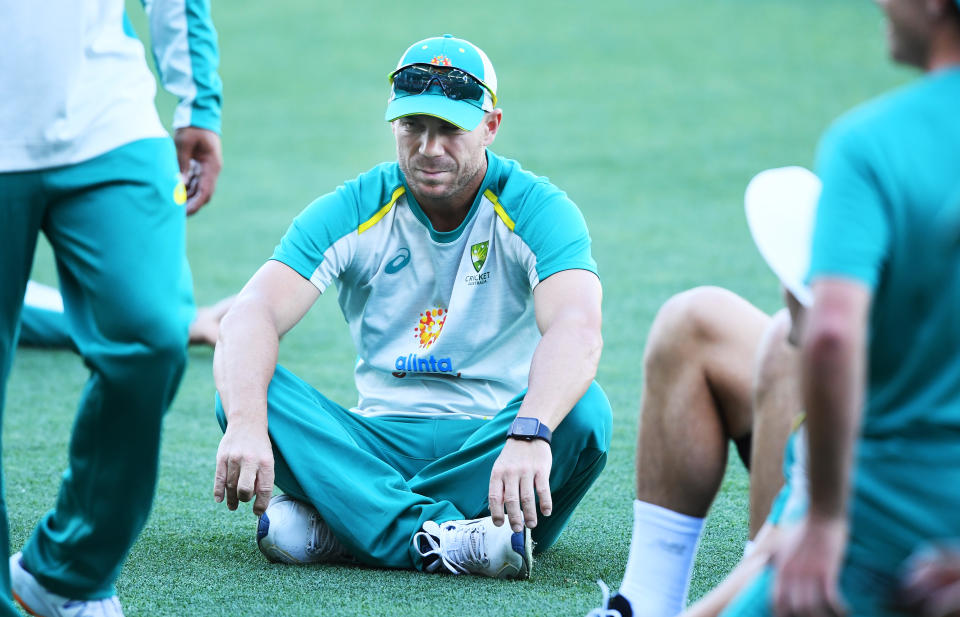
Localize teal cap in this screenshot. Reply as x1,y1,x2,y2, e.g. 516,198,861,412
385,34,498,131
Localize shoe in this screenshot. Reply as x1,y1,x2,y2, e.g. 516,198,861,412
9,552,124,617
413,516,532,579
256,494,352,564
585,580,633,617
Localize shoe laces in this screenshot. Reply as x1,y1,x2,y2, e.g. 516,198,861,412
414,521,488,574
305,511,347,560
585,580,623,617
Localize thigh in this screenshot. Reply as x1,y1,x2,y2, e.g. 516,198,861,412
41,138,193,348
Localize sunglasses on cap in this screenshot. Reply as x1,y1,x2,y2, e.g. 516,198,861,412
390,65,497,107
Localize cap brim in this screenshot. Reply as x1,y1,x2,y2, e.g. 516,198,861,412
385,93,485,131
744,166,821,307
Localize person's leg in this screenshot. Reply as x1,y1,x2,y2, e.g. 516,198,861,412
19,138,193,600
406,381,612,554
747,309,800,539
0,170,47,617
18,285,75,350
620,287,771,617
216,365,468,568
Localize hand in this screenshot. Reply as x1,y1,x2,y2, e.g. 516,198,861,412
174,126,223,215
213,419,275,515
899,544,960,617
488,438,552,533
773,515,849,617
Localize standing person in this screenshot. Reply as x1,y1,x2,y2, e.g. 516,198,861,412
0,1,223,615
721,1,960,616
212,34,611,579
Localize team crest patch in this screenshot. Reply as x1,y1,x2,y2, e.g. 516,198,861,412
470,241,489,273
431,55,452,66
415,307,447,349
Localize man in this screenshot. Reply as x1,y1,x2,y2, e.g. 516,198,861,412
18,281,235,349
212,34,611,579
720,1,960,616
0,1,222,615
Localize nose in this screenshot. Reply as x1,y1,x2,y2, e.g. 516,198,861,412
419,129,445,157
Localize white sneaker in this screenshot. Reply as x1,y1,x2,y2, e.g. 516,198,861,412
256,495,352,564
9,552,124,617
413,516,532,579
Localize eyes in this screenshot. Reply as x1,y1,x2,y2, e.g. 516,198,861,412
397,117,464,136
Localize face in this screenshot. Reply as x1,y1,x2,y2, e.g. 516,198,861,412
392,111,501,206
875,0,934,67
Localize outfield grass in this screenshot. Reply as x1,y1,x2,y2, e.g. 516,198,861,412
8,1,910,615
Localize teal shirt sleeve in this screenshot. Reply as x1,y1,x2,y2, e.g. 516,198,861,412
271,184,360,281
511,182,598,282
143,0,223,134
807,118,891,290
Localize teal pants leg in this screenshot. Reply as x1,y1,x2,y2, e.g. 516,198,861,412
406,381,612,554
216,369,611,570
15,138,194,600
0,171,48,617
18,305,74,351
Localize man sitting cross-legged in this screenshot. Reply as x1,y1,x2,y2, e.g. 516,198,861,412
211,34,612,579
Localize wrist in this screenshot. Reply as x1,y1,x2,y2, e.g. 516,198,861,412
506,416,552,445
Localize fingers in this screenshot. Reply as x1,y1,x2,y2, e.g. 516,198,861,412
519,474,537,529
185,154,222,215
503,474,523,533
488,476,505,527
252,464,275,517
174,127,223,215
213,455,227,503
535,470,553,518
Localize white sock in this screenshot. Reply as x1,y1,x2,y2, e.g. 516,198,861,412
618,499,705,617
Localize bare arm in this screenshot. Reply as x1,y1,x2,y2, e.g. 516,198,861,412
488,269,602,532
212,260,320,515
773,278,871,617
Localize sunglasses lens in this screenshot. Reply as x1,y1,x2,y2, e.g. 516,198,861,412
393,66,485,103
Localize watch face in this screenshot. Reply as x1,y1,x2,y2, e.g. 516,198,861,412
511,417,539,436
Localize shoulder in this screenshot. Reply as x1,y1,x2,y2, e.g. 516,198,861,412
819,77,933,152
483,152,582,229
297,161,406,235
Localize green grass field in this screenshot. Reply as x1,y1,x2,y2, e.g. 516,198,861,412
8,1,911,615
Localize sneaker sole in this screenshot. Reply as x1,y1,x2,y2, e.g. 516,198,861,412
12,590,43,617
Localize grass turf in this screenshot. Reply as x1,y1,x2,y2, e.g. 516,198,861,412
8,1,910,615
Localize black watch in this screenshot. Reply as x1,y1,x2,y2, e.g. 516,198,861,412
506,416,552,445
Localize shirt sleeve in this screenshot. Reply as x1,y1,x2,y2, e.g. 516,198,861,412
807,119,891,290
513,183,598,283
143,0,223,134
271,186,360,292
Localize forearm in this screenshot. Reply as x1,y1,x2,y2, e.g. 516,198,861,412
518,322,601,429
213,299,281,427
801,314,865,520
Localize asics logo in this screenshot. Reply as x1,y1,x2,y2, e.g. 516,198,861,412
385,248,411,274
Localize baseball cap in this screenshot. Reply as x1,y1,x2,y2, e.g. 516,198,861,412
385,34,498,131
744,166,821,307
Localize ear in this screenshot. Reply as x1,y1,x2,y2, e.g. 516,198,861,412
480,109,503,147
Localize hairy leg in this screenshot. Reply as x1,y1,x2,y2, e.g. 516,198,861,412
636,286,770,516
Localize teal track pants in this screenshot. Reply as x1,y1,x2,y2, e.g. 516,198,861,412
18,305,74,351
0,138,194,606
216,365,612,569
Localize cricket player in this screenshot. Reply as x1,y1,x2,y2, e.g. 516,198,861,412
719,1,960,616
212,34,611,579
587,167,819,617
0,1,222,615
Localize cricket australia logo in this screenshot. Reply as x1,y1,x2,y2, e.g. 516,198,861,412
414,307,447,349
470,241,489,273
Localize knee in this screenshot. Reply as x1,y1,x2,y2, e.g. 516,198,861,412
643,286,738,375
558,382,612,452
97,303,190,374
